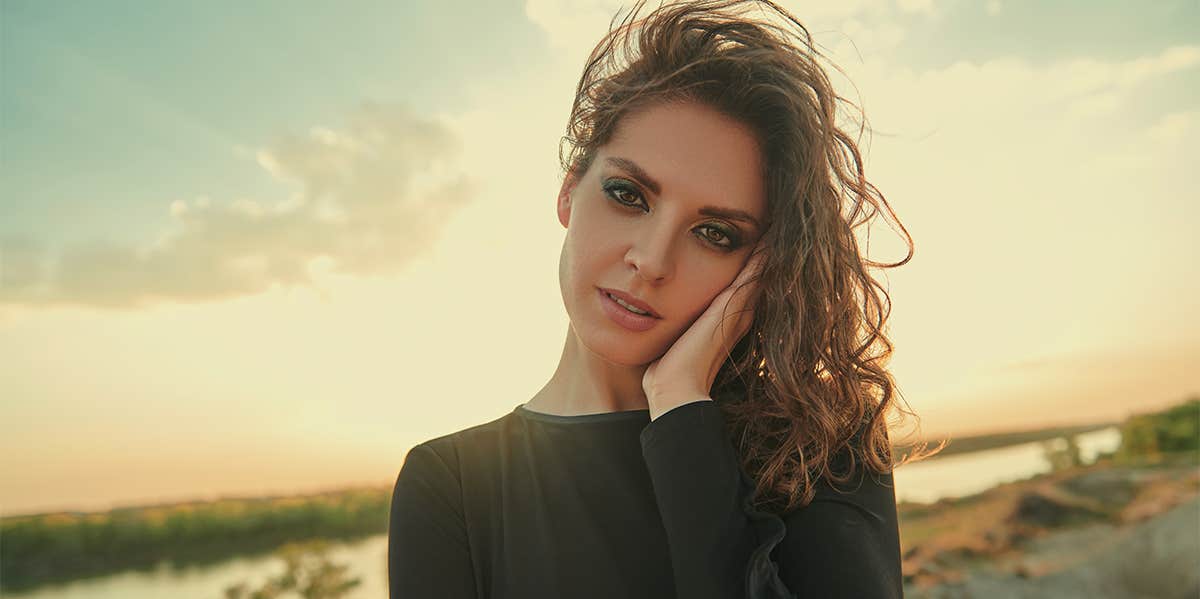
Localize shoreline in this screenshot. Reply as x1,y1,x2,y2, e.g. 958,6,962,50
899,452,1200,598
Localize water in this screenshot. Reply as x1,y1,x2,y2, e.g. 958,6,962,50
892,426,1123,504
6,427,1122,599
5,536,389,599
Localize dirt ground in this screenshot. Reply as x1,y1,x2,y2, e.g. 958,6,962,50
898,454,1200,599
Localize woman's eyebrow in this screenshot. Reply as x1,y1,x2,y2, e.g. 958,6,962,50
604,155,762,230
606,156,662,195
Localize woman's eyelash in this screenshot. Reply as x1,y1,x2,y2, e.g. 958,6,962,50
601,180,743,252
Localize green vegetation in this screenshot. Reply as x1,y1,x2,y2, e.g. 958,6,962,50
1113,395,1200,462
222,539,361,599
1040,434,1084,472
0,487,389,593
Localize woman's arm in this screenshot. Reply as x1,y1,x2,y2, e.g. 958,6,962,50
771,479,904,596
388,442,477,598
640,399,903,599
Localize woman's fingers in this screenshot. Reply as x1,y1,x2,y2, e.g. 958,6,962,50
720,242,768,346
734,243,767,311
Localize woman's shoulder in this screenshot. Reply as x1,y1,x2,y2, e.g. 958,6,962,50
792,436,897,527
404,405,525,467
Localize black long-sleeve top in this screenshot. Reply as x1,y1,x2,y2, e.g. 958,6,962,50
388,399,903,598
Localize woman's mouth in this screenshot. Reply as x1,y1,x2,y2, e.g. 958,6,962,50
604,290,652,315
598,288,660,332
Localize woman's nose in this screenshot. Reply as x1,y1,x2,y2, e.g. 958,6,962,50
624,225,675,283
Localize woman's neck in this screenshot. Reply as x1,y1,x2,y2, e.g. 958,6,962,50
524,327,651,416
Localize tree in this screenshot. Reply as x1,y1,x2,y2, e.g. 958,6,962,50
222,539,360,599
1041,434,1083,472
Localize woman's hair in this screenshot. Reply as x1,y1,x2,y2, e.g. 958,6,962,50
559,0,944,514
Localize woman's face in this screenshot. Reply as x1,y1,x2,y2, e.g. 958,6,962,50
557,100,767,367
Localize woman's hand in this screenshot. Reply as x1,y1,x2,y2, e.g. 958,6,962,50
642,241,768,420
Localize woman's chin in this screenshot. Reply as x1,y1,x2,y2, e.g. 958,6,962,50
589,333,668,367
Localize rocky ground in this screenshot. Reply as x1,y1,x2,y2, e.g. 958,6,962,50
898,454,1199,599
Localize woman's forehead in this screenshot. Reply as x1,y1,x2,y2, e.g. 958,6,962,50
600,101,765,216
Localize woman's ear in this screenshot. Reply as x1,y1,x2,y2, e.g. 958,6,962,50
557,169,580,229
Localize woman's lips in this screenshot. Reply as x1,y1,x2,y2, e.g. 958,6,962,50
598,287,660,332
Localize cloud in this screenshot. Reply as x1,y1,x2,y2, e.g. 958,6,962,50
524,0,892,69
1147,109,1198,143
832,43,1200,142
524,0,626,53
0,101,472,310
895,0,935,16
1052,45,1200,111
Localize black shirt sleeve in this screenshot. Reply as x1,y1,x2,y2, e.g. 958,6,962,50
388,442,477,599
639,399,903,599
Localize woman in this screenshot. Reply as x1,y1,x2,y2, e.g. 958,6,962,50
389,1,937,597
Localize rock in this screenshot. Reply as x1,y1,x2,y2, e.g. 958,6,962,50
1008,488,1111,529
1057,468,1138,508
907,496,1200,599
1032,496,1200,597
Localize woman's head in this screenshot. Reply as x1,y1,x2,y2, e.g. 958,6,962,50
556,99,766,367
557,0,940,513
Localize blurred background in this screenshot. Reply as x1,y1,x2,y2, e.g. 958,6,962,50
2,1,1196,597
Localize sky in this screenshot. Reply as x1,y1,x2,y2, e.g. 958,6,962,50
1,0,1197,517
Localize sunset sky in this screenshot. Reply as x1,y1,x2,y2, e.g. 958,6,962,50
2,0,1196,517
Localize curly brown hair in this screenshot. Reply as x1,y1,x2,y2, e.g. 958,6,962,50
558,0,944,514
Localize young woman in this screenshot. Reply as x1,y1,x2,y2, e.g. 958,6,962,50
389,1,936,597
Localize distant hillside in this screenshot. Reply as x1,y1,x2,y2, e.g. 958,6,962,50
894,421,1120,461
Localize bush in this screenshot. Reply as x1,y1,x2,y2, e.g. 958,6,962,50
222,540,361,599
1115,396,1200,462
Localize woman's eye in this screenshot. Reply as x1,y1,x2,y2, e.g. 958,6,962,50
698,225,736,250
604,182,644,209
